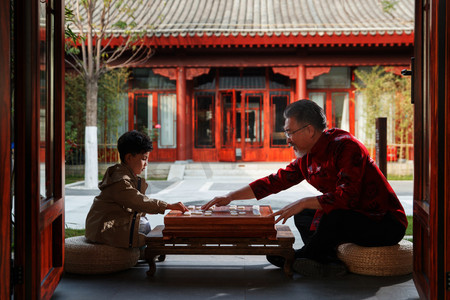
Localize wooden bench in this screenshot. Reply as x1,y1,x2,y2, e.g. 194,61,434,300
145,224,295,277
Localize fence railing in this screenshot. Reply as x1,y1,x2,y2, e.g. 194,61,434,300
65,142,414,179
366,144,414,162
67,142,414,166
66,143,120,166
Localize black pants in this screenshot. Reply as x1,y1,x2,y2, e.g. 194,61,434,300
294,209,406,262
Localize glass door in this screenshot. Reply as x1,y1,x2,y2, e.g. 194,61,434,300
134,93,153,134
308,92,349,131
240,92,264,161
219,91,264,161
332,92,350,131
243,93,263,148
194,93,215,148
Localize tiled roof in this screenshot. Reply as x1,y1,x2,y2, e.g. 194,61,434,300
67,0,414,42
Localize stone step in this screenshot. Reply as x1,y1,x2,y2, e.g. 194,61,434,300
152,162,291,181
184,162,290,170
183,169,284,181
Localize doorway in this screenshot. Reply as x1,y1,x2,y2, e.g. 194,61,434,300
218,91,264,161
129,91,178,161
309,91,350,131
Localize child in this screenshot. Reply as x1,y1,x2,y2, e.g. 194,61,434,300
85,130,188,248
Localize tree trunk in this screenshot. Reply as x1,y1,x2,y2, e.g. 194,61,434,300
84,78,99,188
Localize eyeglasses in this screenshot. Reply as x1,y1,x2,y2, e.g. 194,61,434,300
284,124,310,138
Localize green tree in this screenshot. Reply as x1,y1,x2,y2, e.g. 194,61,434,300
65,72,86,143
98,68,130,159
353,66,412,159
65,69,130,164
393,73,413,160
65,0,152,187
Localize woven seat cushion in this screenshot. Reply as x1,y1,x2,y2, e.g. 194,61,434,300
65,236,140,274
337,240,413,276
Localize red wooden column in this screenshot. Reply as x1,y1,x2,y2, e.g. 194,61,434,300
296,65,307,100
349,91,356,135
127,92,134,130
176,67,187,160
185,82,193,160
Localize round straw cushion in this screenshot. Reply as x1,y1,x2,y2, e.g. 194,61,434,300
337,240,413,276
65,236,139,274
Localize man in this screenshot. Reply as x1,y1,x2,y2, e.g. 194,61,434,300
202,99,407,277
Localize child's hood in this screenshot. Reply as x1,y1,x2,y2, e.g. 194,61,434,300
98,163,137,190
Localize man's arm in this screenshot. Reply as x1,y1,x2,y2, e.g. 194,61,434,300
201,185,255,210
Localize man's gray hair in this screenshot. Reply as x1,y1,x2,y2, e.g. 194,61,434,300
283,99,327,131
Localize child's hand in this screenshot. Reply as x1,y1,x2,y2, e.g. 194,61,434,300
167,202,188,213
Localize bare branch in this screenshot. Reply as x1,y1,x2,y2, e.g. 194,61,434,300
97,0,108,42
66,50,85,70
100,33,115,53
107,44,153,69
65,57,86,77
105,34,134,62
95,35,102,76
119,43,153,66
80,34,88,73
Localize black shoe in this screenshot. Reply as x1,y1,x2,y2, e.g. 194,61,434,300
266,255,285,268
266,249,304,268
292,258,347,277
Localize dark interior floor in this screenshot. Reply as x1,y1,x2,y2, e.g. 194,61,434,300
52,255,419,300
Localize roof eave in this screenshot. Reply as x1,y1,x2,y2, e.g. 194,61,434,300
104,31,414,48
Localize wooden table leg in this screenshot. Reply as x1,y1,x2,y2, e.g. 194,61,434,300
146,254,158,277
284,255,295,277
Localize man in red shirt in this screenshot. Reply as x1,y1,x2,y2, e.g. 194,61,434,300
202,99,407,277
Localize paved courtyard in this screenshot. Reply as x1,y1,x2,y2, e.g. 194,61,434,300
55,168,418,300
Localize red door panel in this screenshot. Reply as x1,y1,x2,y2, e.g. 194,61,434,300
412,0,449,299
13,1,65,298
218,91,237,161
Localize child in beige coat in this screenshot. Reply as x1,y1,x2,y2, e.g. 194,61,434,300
85,130,187,248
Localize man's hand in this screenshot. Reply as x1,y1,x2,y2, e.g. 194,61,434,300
167,202,188,213
201,185,256,210
270,196,321,224
270,200,305,224
201,195,232,210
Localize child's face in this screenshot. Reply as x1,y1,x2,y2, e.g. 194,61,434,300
124,152,150,175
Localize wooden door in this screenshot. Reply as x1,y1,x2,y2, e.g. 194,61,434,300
242,92,264,161
13,0,65,299
412,0,449,299
218,91,237,161
130,92,154,133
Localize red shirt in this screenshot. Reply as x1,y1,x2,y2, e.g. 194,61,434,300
249,128,408,230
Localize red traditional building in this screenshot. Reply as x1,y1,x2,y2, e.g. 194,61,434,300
71,0,414,162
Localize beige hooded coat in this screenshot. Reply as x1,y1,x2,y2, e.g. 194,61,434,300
85,163,168,248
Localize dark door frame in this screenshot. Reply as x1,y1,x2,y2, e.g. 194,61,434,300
12,0,65,299
412,0,449,299
0,0,12,297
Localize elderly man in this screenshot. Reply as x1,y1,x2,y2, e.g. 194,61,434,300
202,99,407,277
